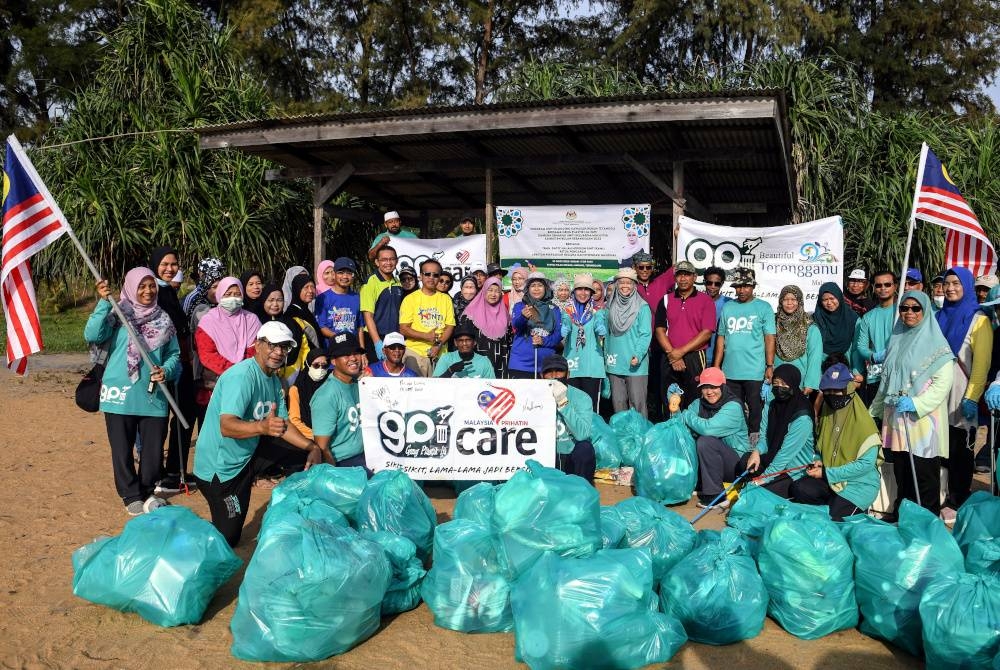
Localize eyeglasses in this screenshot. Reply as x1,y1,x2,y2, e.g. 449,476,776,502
635,265,653,271
310,362,328,369
704,281,722,287
422,272,441,278
873,282,894,288
898,304,923,313
263,341,293,352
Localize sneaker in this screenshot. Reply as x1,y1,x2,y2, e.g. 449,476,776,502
143,496,169,513
155,474,197,494
125,500,145,516
940,507,957,526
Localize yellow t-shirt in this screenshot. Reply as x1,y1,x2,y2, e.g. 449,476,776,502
399,290,456,356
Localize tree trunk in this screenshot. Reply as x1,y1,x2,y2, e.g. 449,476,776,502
475,0,495,105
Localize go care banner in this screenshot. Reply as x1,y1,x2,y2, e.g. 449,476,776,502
495,204,651,281
360,377,556,480
391,235,486,294
677,216,844,309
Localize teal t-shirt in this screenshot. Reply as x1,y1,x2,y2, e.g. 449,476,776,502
369,229,417,249
433,351,496,378
556,384,593,454
717,298,776,381
604,304,652,376
310,376,363,462
192,357,288,483
853,304,895,383
84,300,180,417
774,323,824,391
561,308,608,378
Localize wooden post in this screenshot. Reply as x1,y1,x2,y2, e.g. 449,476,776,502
312,179,325,269
672,162,684,264
485,168,495,262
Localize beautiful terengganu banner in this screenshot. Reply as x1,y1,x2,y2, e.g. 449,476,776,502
390,235,487,294
676,216,844,309
360,377,556,480
495,204,651,281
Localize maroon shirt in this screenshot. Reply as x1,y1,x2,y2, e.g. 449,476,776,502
636,267,675,329
654,287,717,351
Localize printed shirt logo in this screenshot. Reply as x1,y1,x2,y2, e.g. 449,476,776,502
328,306,357,333
100,384,132,405
252,400,276,420
417,306,443,330
478,384,516,423
726,314,759,335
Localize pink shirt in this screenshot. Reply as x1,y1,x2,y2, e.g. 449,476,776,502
636,267,675,328
654,288,716,350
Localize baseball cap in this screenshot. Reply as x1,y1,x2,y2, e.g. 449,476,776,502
453,321,477,340
257,321,295,345
975,274,999,289
730,267,756,287
674,260,697,275
383,332,405,348
398,265,417,278
698,367,726,388
327,332,364,358
486,262,507,277
848,268,867,281
471,262,487,275
384,210,401,222
819,363,853,391
333,257,357,272
541,354,568,374
905,268,923,282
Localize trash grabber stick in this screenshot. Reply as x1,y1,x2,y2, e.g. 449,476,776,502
691,469,750,525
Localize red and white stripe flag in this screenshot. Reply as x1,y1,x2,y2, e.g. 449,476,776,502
478,385,516,423
2,136,70,375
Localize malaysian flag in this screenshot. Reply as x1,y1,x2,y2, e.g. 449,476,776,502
477,385,516,423
2,136,70,375
913,143,996,277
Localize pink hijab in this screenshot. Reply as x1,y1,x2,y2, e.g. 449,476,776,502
462,276,510,340
508,266,527,314
315,260,335,294
118,267,175,380
196,277,262,364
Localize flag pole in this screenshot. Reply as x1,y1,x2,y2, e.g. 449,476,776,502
897,142,930,313
6,136,189,429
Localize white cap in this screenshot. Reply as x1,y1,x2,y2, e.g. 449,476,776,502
384,210,401,222
976,274,999,289
848,268,866,280
383,332,405,347
256,321,295,344
471,262,486,273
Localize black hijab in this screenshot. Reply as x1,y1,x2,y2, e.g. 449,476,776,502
292,348,327,429
253,282,281,322
240,269,265,319
149,245,188,337
765,364,814,455
286,273,321,346
697,384,738,419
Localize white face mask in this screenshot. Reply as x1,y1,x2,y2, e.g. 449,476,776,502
307,366,329,382
220,297,243,313
933,295,945,309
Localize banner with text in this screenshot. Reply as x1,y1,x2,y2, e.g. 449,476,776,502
496,204,651,281
677,216,844,309
360,377,557,480
391,235,487,295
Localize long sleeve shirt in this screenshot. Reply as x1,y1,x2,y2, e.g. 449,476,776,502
757,409,814,480
681,399,751,455
556,384,593,454
853,304,895,383
510,303,564,374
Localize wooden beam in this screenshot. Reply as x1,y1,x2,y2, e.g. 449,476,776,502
485,168,495,263
623,153,713,222
672,163,684,264
313,163,354,207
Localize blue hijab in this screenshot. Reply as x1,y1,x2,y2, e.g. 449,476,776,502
936,267,982,355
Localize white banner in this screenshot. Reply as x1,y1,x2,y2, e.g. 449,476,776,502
677,216,845,309
391,235,487,294
360,377,557,480
495,204,651,281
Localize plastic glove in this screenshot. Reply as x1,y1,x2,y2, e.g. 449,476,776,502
986,383,1000,411
760,382,772,402
895,396,916,414
873,349,886,364
961,398,978,421
550,380,569,408
374,340,385,360
666,383,684,397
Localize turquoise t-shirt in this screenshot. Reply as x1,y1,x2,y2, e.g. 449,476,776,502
717,298,776,381
561,308,608,378
433,351,496,378
604,304,652,376
310,376,363,462
369,229,417,249
192,357,288,483
853,304,895,383
556,384,593,454
774,323,824,391
84,299,181,417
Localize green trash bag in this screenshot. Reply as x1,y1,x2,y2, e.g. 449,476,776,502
609,409,653,466
600,506,626,549
72,506,240,627
270,464,367,521
362,531,425,615
726,483,828,556
694,529,723,548
355,469,437,561
756,508,857,640
954,490,1000,577
920,571,1000,669
634,417,697,505
420,519,513,633
511,549,687,670
659,528,767,645
841,501,964,656
591,414,622,469
614,496,696,580
492,461,601,579
262,491,350,529
453,481,496,527
230,514,391,662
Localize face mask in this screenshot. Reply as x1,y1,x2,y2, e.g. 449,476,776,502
824,393,852,410
307,366,328,382
220,297,243,313
933,296,945,309
155,278,170,287
772,386,794,401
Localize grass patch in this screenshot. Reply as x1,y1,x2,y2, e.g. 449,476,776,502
0,301,94,354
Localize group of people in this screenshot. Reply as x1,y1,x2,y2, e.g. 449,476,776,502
82,208,1000,542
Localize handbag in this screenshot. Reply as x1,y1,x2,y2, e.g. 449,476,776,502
75,362,106,412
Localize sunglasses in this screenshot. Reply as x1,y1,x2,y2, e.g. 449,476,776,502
635,265,653,270
898,304,923,313
310,362,329,369
422,272,441,278
704,281,722,287
873,282,894,288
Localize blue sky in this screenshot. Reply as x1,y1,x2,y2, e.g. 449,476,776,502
985,80,1000,108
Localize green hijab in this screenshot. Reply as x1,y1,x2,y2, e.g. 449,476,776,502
817,392,882,491
880,290,954,403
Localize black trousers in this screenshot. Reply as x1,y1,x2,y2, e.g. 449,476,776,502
893,451,941,515
163,363,196,477
557,439,596,484
660,350,706,412
789,476,861,522
195,438,310,547
728,379,764,434
568,377,602,412
105,413,167,505
946,425,976,508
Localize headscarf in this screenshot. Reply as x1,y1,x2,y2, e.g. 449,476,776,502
452,276,479,321
981,284,1000,329
775,285,812,362
521,274,557,334
195,277,261,365
292,348,327,429
817,393,881,478
551,275,573,312
508,266,528,314
696,385,738,419
765,364,814,455
592,281,606,310
253,282,282,322
282,265,308,308
148,245,187,337
118,267,176,381
608,280,643,336
882,290,954,402
286,273,321,346
569,288,596,326
184,257,225,320
239,269,265,319
463,277,510,340
812,282,858,355
936,267,982,355
315,260,335,294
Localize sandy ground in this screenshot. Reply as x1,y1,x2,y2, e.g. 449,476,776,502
0,355,936,669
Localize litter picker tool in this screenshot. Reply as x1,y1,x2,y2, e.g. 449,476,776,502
900,408,921,508
691,468,750,525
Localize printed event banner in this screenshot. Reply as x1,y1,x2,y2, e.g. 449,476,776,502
390,235,486,294
495,204,651,281
360,377,557,480
677,215,845,309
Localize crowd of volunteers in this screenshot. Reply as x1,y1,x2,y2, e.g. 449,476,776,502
83,210,1000,541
